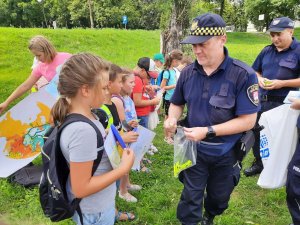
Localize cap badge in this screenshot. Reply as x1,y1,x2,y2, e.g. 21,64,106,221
272,19,280,25
288,21,295,27
191,20,198,31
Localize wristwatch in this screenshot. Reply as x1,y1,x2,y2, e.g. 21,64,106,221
206,126,216,139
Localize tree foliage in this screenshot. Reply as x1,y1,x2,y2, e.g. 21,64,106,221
0,0,161,29
245,0,299,31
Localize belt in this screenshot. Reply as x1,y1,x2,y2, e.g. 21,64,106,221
261,95,285,103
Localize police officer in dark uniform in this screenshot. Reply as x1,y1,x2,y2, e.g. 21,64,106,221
287,99,300,225
244,17,300,176
164,13,259,225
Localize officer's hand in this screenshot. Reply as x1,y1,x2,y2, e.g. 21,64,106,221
263,79,284,90
184,127,207,142
164,117,177,134
258,77,267,89
289,98,300,110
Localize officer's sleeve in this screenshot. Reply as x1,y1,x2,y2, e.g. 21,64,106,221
170,69,186,106
252,49,265,73
235,71,260,115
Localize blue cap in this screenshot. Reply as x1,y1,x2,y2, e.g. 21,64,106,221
153,53,165,63
268,17,295,32
181,13,226,44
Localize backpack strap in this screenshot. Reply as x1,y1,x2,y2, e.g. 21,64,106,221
101,105,114,129
112,94,125,107
161,69,171,86
58,113,104,225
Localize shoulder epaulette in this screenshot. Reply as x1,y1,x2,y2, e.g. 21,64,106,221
232,59,256,75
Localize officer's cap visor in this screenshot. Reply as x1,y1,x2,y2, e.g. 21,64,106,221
181,35,213,44
267,27,286,32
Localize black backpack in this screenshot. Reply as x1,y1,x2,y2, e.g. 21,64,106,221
39,113,104,224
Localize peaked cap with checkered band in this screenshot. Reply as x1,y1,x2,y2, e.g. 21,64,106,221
181,13,226,44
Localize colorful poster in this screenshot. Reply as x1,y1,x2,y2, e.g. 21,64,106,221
0,87,56,178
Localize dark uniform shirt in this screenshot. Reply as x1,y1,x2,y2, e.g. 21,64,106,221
171,48,259,156
252,38,300,97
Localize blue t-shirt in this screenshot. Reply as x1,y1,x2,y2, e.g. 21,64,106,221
123,95,138,122
171,48,260,156
252,38,300,97
162,69,177,101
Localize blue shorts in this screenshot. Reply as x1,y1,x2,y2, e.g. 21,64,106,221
138,115,149,129
73,206,115,225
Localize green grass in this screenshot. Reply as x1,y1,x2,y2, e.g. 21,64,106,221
0,27,300,225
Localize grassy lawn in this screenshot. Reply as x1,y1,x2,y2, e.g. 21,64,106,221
0,27,300,225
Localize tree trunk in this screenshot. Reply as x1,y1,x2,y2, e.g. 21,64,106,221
219,0,225,17
161,0,191,55
87,0,94,28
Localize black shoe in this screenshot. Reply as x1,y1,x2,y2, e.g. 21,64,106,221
244,159,263,177
201,212,214,225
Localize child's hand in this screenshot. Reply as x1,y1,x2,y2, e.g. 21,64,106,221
121,131,139,143
152,95,161,105
120,148,135,172
128,120,138,128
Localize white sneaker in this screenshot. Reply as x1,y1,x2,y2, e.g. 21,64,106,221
127,184,142,192
147,150,154,156
118,192,137,203
150,144,158,153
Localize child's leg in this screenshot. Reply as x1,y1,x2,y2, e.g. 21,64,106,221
119,175,129,195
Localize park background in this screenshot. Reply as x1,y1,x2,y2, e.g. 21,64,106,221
0,0,300,224
0,27,299,225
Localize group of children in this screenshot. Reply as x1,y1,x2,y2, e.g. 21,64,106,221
0,35,193,225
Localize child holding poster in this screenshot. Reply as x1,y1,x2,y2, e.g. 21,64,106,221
0,35,71,114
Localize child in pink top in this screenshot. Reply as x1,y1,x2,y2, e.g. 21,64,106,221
32,52,71,82
0,35,71,114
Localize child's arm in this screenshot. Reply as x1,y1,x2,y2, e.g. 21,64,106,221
112,97,125,121
70,148,135,198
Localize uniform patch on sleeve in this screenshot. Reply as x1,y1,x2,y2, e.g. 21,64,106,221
247,84,259,106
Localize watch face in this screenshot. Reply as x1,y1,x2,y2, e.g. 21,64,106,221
207,132,215,138
206,126,216,138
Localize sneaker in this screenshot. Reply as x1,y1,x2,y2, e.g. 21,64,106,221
146,150,154,156
149,144,158,153
127,184,142,192
118,192,137,203
244,159,263,177
201,212,214,225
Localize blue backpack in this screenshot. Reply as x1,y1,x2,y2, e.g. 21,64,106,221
156,70,171,86
39,113,103,225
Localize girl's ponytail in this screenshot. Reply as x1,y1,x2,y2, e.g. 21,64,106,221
50,97,70,124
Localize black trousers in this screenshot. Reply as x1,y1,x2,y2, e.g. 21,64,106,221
286,135,300,225
177,149,240,225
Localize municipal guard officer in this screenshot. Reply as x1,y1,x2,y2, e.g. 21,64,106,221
244,17,300,177
287,99,300,225
164,13,259,225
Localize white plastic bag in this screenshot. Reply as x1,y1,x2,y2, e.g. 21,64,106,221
148,111,159,130
174,127,197,177
147,89,163,130
257,104,299,189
